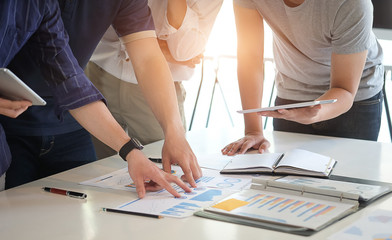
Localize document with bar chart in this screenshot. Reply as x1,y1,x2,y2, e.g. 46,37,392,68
114,185,237,218
198,186,358,232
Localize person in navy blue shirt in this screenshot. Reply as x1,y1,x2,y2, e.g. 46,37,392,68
0,0,199,198
0,0,103,190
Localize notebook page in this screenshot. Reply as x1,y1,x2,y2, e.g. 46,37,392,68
277,149,332,173
224,153,283,170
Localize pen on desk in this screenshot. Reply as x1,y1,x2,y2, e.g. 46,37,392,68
43,187,87,199
96,175,113,182
148,157,162,163
102,207,163,219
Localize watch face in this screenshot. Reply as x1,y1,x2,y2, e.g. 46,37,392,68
131,138,144,150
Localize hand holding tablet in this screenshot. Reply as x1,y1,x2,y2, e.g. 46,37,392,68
0,68,46,106
237,99,337,114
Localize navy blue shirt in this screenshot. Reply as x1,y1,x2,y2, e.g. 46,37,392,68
0,0,104,175
1,0,155,137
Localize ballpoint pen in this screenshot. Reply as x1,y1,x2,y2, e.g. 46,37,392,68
102,208,163,219
148,157,162,163
43,187,87,199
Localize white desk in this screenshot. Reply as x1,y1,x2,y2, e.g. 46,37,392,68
1,129,392,240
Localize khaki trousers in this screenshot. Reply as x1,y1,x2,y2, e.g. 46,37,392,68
0,173,5,191
85,61,186,159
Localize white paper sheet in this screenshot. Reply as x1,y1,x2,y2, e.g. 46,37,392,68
116,185,236,218
80,166,255,218
80,166,253,191
328,209,392,240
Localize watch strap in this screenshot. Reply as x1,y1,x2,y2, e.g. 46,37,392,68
119,138,144,161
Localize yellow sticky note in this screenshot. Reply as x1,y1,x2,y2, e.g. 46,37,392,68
212,198,249,211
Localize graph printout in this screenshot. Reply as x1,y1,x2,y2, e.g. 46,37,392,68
80,168,136,191
276,176,390,201
116,185,236,218
80,166,253,191
327,209,392,240
206,189,357,230
80,167,253,218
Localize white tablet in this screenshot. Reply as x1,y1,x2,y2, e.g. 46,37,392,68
237,99,337,114
0,68,46,106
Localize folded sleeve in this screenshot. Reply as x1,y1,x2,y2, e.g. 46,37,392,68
30,1,105,118
331,0,374,54
157,0,223,61
113,0,156,42
234,0,257,9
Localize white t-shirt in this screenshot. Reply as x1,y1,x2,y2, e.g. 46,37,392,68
90,0,223,84
235,0,384,101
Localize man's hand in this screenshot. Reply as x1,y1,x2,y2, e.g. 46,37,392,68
126,148,192,198
221,132,270,156
161,132,202,188
69,102,192,199
258,105,322,125
158,39,203,68
125,37,202,194
0,97,32,118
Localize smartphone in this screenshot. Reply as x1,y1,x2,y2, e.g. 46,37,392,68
0,68,46,106
237,99,337,114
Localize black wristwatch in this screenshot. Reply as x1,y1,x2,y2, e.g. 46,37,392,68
119,138,144,161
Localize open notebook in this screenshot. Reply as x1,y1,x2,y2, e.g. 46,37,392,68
220,149,336,178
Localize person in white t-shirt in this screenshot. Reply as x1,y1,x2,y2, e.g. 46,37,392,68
85,0,223,159
222,0,384,156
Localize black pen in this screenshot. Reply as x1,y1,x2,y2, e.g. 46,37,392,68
102,207,163,219
43,187,87,199
148,157,162,163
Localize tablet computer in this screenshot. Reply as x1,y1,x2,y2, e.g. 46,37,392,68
237,99,337,114
0,68,46,106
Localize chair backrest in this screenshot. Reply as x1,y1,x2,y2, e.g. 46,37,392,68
372,0,392,29
372,0,392,40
